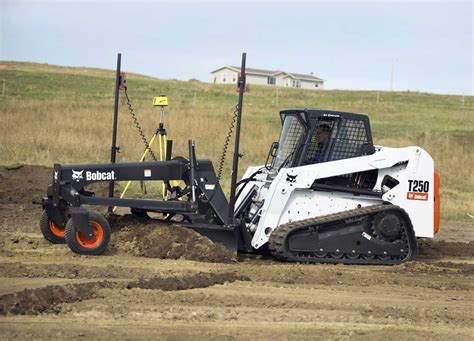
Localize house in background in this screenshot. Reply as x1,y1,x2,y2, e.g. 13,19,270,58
210,66,324,90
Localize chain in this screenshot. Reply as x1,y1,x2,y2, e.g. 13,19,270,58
123,84,157,161
123,85,238,179
217,104,239,181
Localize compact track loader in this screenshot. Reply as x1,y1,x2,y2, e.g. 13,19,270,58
40,53,440,264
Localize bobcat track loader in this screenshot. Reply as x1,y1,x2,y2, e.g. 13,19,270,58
237,109,440,264
40,53,440,264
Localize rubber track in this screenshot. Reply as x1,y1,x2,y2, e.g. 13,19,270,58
268,204,417,265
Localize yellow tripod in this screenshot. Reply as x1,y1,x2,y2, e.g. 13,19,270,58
113,95,177,212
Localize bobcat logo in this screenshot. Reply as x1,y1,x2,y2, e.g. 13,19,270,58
286,174,297,183
71,169,84,182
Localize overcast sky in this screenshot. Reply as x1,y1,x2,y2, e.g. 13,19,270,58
1,0,472,95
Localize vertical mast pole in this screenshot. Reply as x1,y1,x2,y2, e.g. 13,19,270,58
108,53,121,213
228,52,246,223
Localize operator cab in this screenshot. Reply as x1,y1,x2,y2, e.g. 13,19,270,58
270,109,378,191
271,109,375,170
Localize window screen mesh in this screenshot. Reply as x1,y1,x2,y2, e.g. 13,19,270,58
273,116,304,169
306,115,377,191
329,119,369,161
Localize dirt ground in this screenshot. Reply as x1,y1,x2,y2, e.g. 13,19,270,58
0,165,473,340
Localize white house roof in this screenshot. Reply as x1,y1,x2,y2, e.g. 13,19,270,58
211,65,323,82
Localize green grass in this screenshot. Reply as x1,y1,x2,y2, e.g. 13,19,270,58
0,61,473,219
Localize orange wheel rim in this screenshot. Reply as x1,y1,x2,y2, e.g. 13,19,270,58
75,221,104,249
49,220,65,238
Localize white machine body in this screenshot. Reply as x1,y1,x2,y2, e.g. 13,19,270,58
237,145,436,250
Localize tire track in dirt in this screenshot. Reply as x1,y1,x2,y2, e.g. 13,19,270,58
100,282,471,326
418,239,474,258
0,262,169,279
0,272,248,315
1,256,473,291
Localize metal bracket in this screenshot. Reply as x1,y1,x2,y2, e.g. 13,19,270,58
69,207,93,237
52,163,61,207
43,199,68,228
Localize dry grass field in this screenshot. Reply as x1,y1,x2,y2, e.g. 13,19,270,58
0,61,472,218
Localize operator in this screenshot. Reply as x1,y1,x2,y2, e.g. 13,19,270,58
307,123,332,164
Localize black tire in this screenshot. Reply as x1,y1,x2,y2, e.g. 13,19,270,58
40,210,66,244
64,211,111,255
